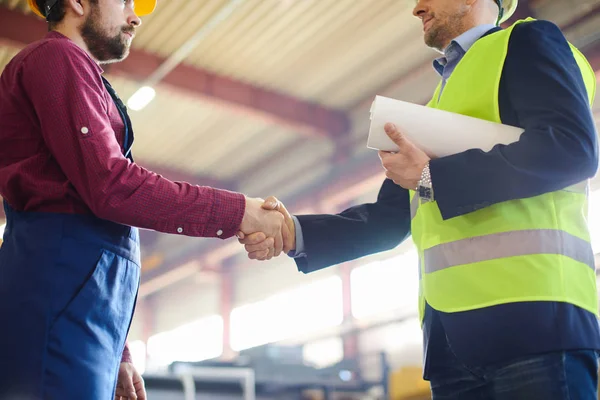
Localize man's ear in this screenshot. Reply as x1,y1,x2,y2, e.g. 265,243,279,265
64,0,85,17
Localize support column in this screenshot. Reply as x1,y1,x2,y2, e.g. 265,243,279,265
220,264,236,360
340,262,358,359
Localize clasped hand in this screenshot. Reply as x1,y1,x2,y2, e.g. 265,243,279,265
238,196,295,260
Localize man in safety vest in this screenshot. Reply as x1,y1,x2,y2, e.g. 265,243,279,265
240,0,600,398
0,0,292,398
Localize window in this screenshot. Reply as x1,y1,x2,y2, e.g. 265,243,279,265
146,315,223,366
230,277,343,351
303,337,344,368
128,340,147,375
351,249,419,320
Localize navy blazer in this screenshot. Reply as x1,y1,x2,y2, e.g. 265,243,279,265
293,20,600,371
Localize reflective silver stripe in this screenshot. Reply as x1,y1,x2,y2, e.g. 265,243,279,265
410,195,419,220
562,180,588,194
424,229,595,273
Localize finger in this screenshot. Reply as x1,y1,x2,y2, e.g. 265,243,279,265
281,222,292,254
275,200,292,222
378,150,392,161
385,171,397,181
256,249,270,260
236,231,245,240
249,249,269,260
245,237,274,253
269,246,275,259
122,375,138,400
384,123,408,148
134,378,147,400
238,232,266,245
263,246,275,261
273,228,283,257
274,203,295,253
262,196,280,210
274,202,294,234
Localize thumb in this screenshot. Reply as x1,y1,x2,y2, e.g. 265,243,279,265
384,123,407,147
261,196,280,210
123,374,137,399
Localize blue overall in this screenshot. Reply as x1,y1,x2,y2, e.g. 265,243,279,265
0,78,140,399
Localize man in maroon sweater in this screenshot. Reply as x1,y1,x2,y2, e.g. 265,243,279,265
0,0,291,398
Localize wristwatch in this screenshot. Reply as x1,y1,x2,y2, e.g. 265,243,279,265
417,162,434,202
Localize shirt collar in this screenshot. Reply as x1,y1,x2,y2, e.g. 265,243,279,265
45,31,104,73
433,24,497,76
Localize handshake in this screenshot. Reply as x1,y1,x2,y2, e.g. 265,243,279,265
237,196,295,261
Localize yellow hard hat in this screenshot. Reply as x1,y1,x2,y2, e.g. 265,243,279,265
498,0,519,24
28,0,157,18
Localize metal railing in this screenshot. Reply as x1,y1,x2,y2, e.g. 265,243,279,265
173,365,256,400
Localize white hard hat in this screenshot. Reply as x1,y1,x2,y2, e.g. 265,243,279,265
498,0,519,24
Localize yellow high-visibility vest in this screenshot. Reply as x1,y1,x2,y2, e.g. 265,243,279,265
412,18,598,322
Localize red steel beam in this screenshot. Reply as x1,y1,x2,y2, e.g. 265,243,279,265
141,162,237,191
0,6,350,139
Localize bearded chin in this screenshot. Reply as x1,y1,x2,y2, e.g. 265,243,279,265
80,12,129,64
425,27,445,51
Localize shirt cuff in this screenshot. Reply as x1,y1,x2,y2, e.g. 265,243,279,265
205,189,246,239
287,215,306,258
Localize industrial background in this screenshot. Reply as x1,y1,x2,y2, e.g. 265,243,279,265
1,0,600,398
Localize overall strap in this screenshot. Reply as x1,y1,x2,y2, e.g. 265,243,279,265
101,77,135,162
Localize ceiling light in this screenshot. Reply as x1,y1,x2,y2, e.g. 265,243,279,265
127,86,156,111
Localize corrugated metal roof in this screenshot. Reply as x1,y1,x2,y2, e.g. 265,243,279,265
133,0,434,108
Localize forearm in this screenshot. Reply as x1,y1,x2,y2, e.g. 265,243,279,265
294,179,411,273
430,131,597,219
85,157,245,238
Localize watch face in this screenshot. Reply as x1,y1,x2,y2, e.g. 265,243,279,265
419,186,432,199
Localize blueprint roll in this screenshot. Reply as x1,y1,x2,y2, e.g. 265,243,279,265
367,95,524,158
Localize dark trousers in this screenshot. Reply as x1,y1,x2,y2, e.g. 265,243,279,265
429,335,598,400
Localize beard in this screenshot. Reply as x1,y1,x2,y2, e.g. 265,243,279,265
423,10,468,52
80,5,133,64
424,23,451,51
